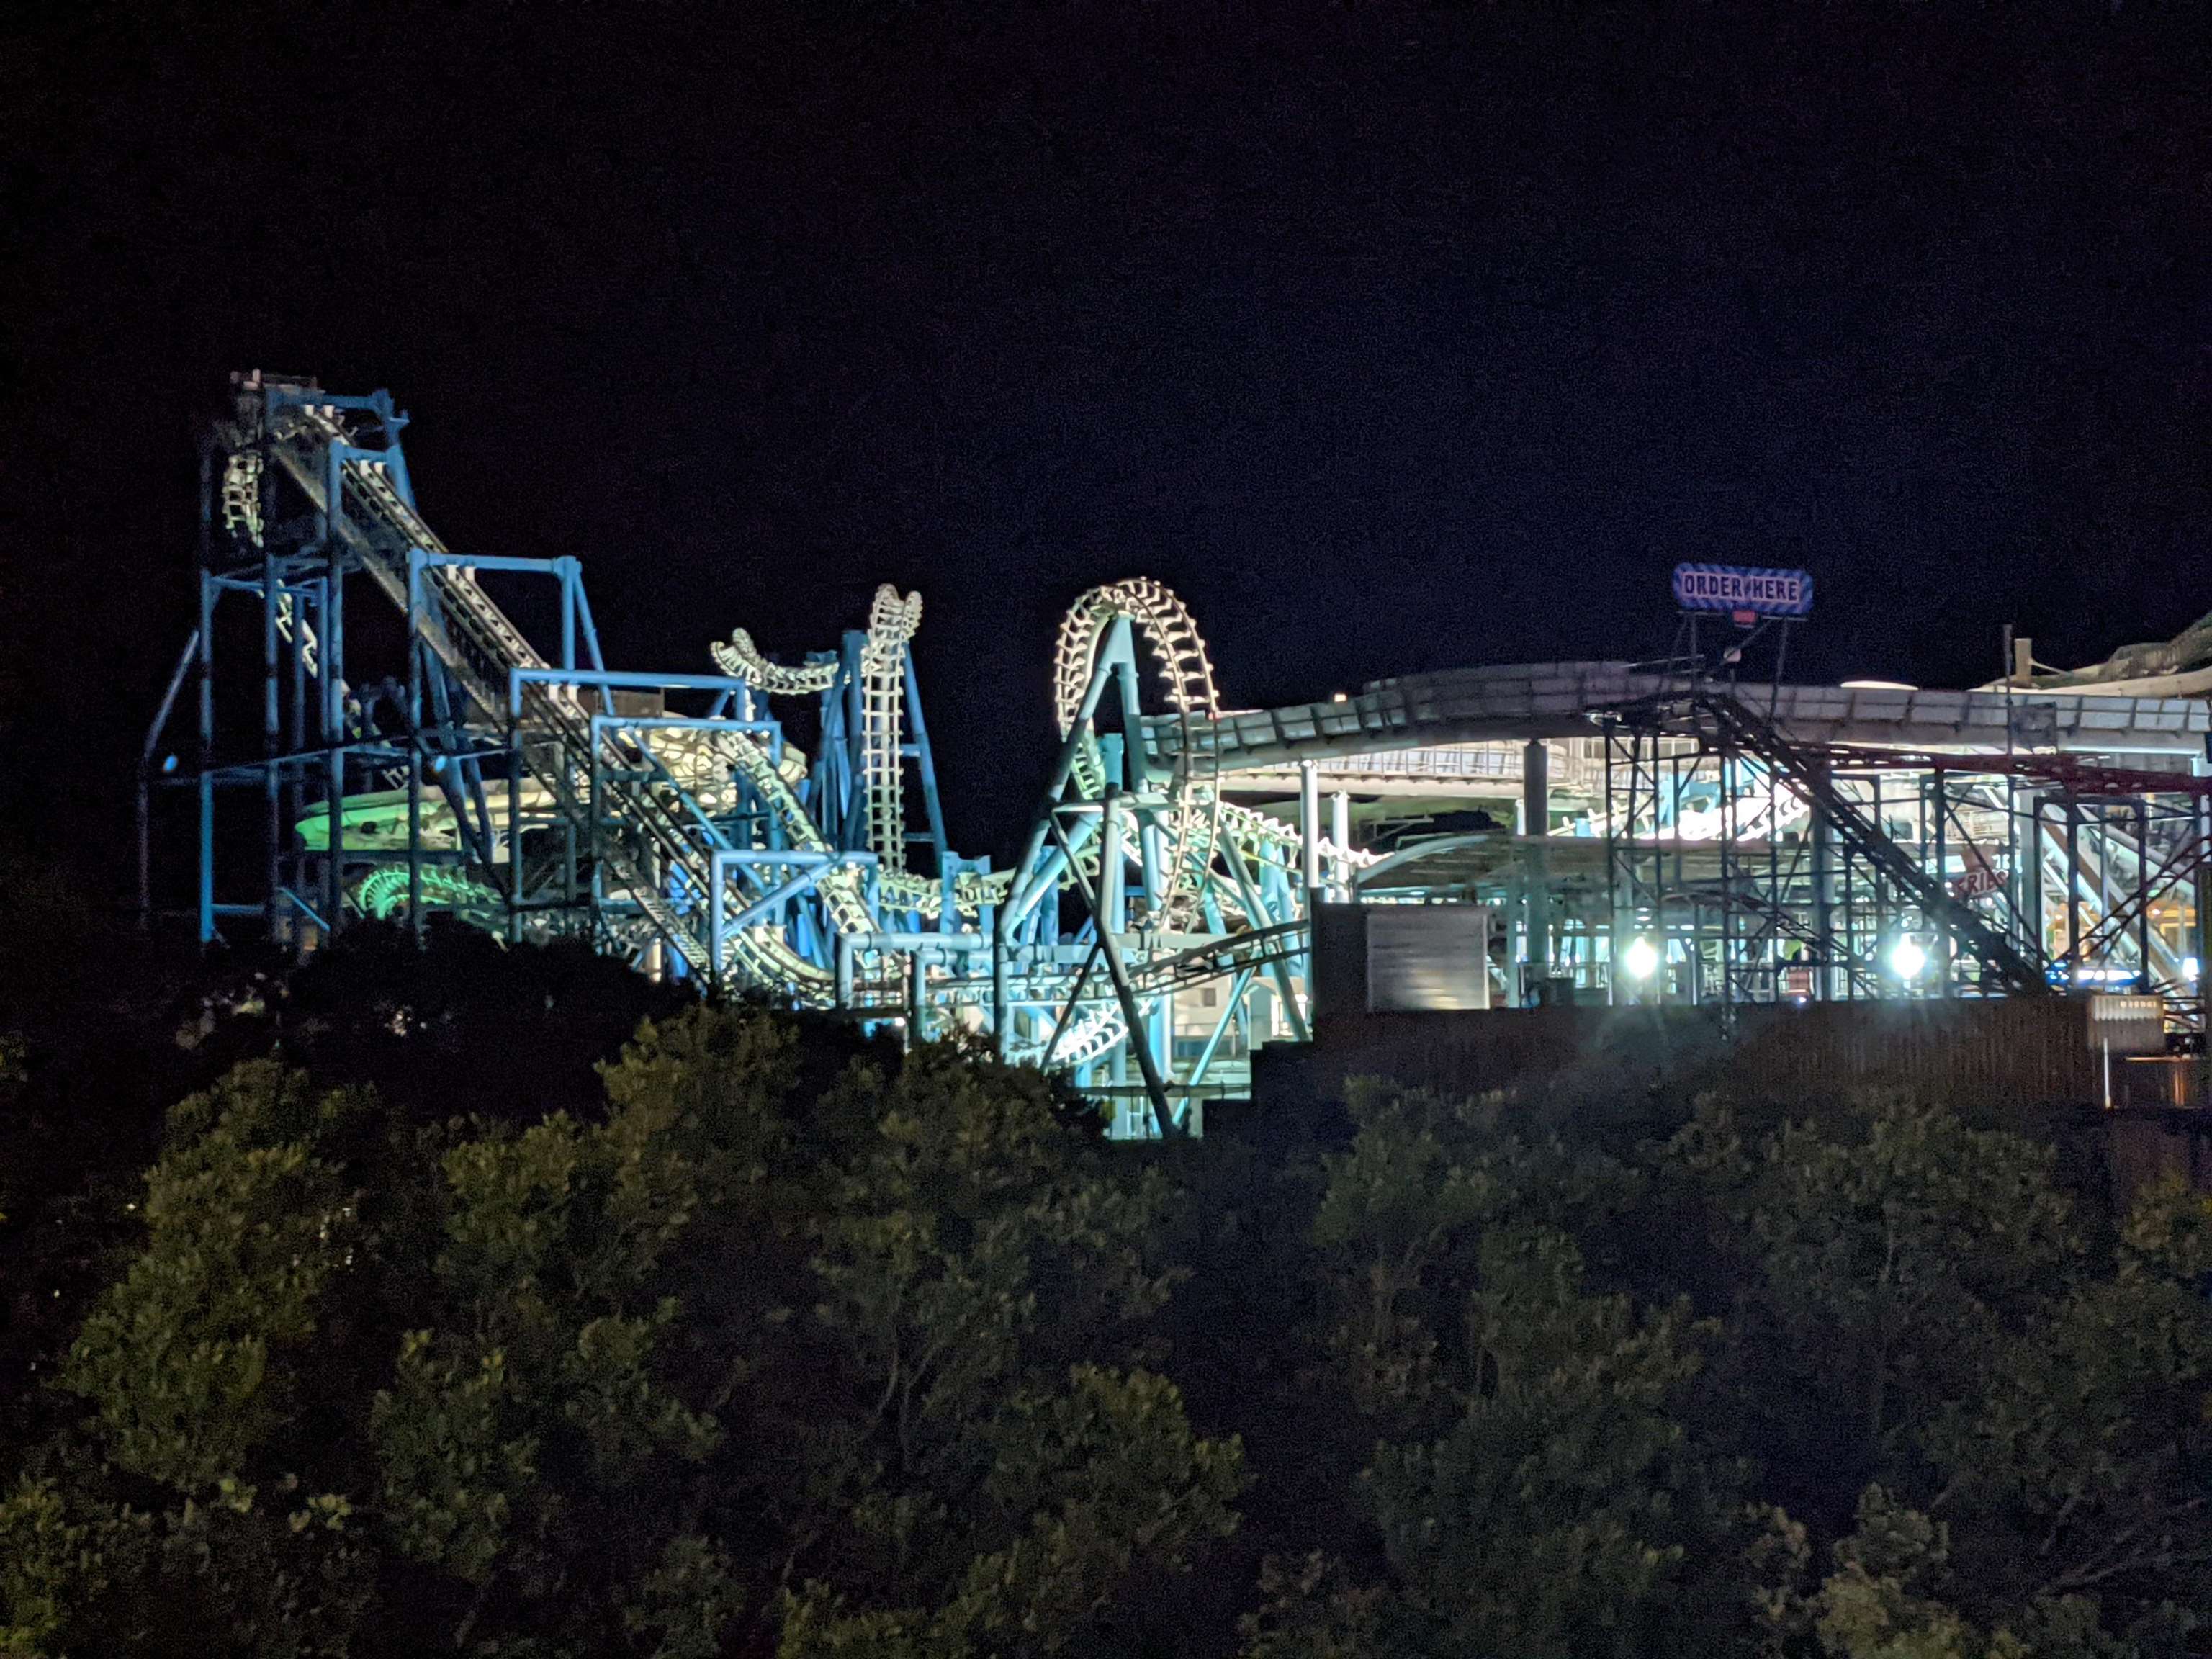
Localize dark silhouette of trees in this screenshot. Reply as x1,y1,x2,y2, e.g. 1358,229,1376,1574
7,932,2212,1656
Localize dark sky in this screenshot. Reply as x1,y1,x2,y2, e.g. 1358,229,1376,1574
4,1,2209,884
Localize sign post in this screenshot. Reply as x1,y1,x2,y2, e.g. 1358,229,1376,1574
1668,562,1814,690
1661,564,1816,1015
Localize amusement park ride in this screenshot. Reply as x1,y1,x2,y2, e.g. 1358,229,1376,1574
143,376,2212,1134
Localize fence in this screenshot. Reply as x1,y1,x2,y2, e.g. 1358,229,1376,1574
1260,998,2136,1120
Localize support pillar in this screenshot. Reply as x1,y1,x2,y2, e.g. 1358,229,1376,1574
2066,796,2082,992
406,558,425,943
1812,779,1834,999
1299,760,1322,903
1603,727,1620,1004
1933,770,1952,997
197,568,215,945
991,922,1010,1057
1101,799,1128,935
2138,799,2154,988
263,547,282,940
1141,815,1167,922
323,564,346,942
1057,801,1177,1138
2199,796,2212,1102
2026,793,2046,969
1523,739,1550,994
1329,791,1351,902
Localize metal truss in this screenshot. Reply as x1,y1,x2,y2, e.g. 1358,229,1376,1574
1601,683,2212,1025
143,377,1329,1136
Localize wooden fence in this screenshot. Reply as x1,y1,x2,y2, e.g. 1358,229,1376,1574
1264,998,2120,1120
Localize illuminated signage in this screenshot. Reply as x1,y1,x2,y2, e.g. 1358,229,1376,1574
1671,564,1815,619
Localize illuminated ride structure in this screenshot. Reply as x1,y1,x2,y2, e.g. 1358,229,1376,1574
1195,662,2212,1026
144,377,2212,1134
145,376,1358,1136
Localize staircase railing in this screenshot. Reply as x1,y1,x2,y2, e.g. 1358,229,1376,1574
1693,689,2049,995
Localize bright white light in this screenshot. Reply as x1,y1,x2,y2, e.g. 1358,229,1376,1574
2066,965,2141,986
1622,935,1660,980
2188,956,2201,983
1889,936,1928,982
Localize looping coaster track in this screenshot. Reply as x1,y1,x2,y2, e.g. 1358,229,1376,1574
153,377,1321,1136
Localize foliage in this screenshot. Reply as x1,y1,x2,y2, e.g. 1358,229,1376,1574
1246,1080,1751,1659
1683,1097,2212,1656
61,1060,369,1490
3,1003,1239,1658
9,939,2212,1657
1673,1094,2078,1464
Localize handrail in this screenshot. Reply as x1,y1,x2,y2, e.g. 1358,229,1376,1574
1692,689,2049,995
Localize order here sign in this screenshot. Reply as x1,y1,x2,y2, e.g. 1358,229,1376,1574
1671,564,1815,618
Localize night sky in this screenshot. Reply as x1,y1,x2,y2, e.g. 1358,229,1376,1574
4,1,2208,887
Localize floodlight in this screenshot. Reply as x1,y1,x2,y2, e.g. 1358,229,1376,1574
1622,935,1660,980
1889,936,1928,982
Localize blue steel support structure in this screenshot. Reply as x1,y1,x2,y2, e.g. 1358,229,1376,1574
143,376,1315,1133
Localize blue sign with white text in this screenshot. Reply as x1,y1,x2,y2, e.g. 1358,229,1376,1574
1672,563,1814,619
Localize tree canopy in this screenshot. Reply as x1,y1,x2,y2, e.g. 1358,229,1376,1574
6,938,2212,1657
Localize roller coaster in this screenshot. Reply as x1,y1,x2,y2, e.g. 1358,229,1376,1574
145,376,2212,1133
146,375,1357,1135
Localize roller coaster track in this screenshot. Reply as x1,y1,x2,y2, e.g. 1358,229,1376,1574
222,449,408,797
1017,580,1349,1066
1008,582,1224,1069
1053,579,1224,925
222,451,336,696
1693,690,2049,995
709,630,840,696
859,585,922,881
230,386,1314,1079
356,864,505,925
711,588,1015,920
263,400,887,1001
